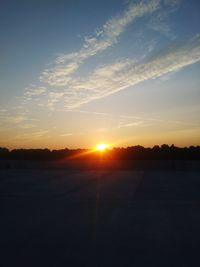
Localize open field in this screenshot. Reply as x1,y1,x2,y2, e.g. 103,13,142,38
1,161,200,266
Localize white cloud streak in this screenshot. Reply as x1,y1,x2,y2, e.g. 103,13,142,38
12,130,49,141
24,85,46,97
60,133,73,137
61,35,200,108
117,121,144,128
21,0,200,112
71,108,198,128
40,0,160,86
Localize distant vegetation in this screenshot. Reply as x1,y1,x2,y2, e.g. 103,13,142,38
0,145,200,160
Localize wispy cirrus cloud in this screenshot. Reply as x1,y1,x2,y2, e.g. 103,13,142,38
0,108,37,127
71,108,199,128
19,85,47,106
21,0,200,112
24,85,46,98
11,130,49,141
147,0,180,38
61,35,200,108
47,92,65,110
60,133,73,137
2,115,27,124
40,0,160,86
117,121,144,129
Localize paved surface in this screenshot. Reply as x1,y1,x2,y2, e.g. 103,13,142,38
1,169,200,266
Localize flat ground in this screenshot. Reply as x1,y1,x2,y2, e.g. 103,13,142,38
1,165,200,266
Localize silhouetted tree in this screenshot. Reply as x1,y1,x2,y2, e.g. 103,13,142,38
0,145,200,161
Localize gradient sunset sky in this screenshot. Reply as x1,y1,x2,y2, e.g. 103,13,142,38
1,0,200,149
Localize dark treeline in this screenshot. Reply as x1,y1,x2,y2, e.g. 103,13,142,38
0,145,200,160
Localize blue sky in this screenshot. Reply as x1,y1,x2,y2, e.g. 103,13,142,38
0,0,200,148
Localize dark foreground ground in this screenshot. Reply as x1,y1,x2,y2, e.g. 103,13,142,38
1,160,200,266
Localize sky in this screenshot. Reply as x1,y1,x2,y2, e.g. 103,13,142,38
0,0,200,149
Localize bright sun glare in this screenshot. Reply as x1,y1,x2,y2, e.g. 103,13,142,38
96,143,109,151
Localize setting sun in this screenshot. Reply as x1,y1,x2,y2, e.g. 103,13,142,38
96,143,109,151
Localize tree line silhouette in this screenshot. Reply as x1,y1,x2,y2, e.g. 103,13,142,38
0,145,200,160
